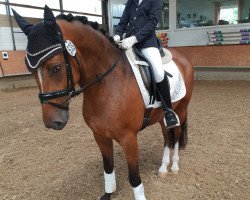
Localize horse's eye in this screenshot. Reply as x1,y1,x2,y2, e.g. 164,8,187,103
52,64,62,73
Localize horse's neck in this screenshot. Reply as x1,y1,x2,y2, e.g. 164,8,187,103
77,27,127,86
76,27,136,104
74,26,145,125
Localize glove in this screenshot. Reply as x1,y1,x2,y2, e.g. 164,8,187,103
113,35,121,44
121,36,138,50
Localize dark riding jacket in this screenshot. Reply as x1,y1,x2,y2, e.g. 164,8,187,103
115,0,163,49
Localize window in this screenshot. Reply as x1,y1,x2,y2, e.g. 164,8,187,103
10,6,51,18
9,0,60,9
219,5,238,25
110,4,126,34
0,0,105,51
177,0,216,28
110,0,169,34
176,0,249,29
0,4,6,15
62,0,102,15
157,0,169,30
238,0,250,24
10,5,61,18
63,12,102,24
62,0,102,23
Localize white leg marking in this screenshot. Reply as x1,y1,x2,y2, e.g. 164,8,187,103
171,142,180,174
163,118,167,127
104,170,116,193
37,68,43,92
158,146,170,177
133,183,146,200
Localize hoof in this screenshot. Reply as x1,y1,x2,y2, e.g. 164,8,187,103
171,166,179,174
100,193,112,200
171,169,179,174
158,171,168,178
171,164,179,174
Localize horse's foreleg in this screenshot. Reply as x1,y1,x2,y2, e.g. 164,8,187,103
158,119,170,177
120,133,146,200
93,133,116,200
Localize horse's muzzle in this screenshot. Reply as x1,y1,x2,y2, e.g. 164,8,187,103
51,121,66,130
43,108,69,130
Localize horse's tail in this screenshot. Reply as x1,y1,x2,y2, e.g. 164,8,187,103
179,118,188,149
167,118,188,149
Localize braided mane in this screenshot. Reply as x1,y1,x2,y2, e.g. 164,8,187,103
56,14,117,47
56,13,99,30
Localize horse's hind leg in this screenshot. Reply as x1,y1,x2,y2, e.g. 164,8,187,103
158,119,171,177
93,133,115,200
171,127,181,174
119,132,146,200
158,122,181,175
158,109,187,176
170,109,188,174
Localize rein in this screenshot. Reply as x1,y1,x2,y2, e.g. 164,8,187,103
74,55,121,96
38,27,121,110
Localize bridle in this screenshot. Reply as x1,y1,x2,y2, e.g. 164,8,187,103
38,26,121,110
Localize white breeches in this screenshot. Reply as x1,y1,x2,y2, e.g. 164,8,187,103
141,47,165,83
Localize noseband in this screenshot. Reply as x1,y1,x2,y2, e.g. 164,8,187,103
38,27,121,110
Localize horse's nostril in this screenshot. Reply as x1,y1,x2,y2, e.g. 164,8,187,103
52,121,65,130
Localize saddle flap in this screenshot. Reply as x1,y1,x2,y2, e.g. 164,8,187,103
126,48,155,98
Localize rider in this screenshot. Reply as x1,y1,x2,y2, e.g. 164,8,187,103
113,0,179,129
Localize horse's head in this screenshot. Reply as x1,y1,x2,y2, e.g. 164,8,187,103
13,6,81,130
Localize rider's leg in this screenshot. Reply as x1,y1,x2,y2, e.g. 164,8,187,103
141,47,180,129
141,47,164,82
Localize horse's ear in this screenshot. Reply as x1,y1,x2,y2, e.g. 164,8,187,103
44,5,59,40
12,9,34,36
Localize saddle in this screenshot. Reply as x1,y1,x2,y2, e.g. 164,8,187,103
128,47,173,104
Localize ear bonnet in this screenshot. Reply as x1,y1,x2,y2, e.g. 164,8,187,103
12,5,63,71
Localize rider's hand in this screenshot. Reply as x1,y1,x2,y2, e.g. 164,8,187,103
121,36,138,50
113,35,121,44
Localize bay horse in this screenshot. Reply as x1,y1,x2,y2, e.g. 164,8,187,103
13,6,194,200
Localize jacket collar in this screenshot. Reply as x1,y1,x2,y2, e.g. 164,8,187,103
139,0,147,6
132,0,138,5
132,0,147,6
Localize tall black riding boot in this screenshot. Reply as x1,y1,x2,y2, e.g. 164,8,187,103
156,73,180,129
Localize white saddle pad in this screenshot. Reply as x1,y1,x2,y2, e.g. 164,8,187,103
126,49,186,108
